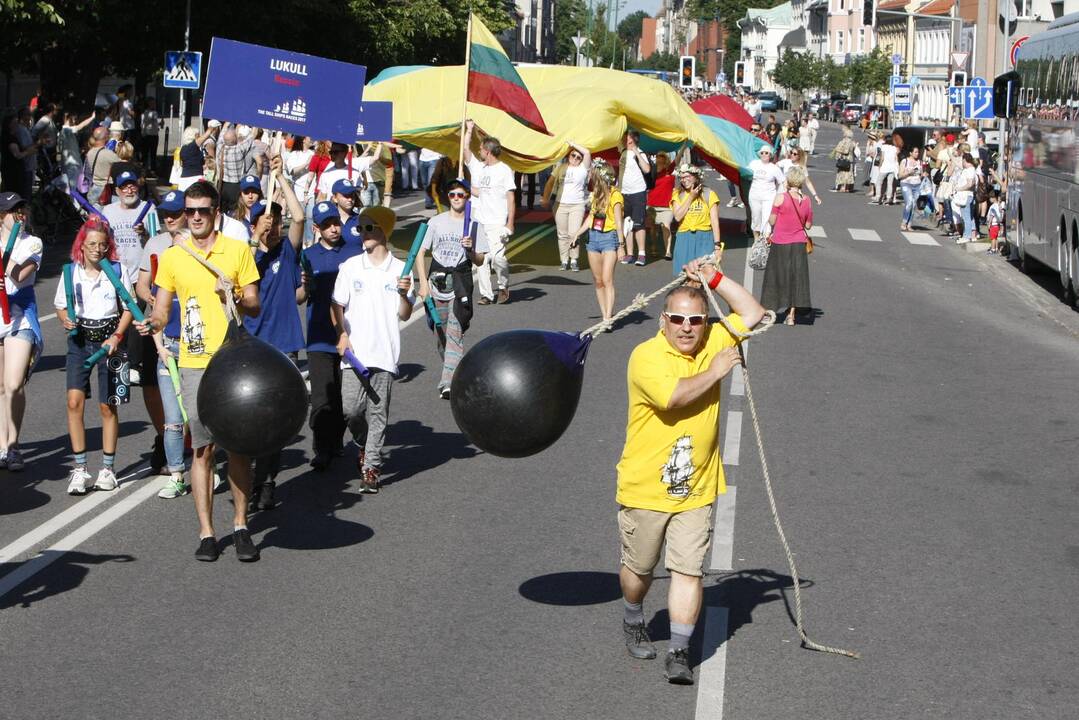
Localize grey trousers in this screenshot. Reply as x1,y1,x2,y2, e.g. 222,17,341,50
341,368,393,471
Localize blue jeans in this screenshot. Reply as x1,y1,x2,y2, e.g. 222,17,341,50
959,199,974,237
156,337,186,473
901,184,917,226
359,183,381,208
420,160,438,207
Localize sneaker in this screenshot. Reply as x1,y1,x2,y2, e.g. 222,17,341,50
157,472,190,499
477,296,493,305
0,448,8,470
570,260,579,272
664,648,694,685
149,435,166,474
195,536,219,562
256,480,276,511
736,201,745,208
620,255,633,265
94,467,118,491
496,288,510,305
310,451,332,472
635,255,646,266
6,446,24,472
66,467,93,496
212,466,226,493
359,466,381,494
233,528,260,562
623,621,658,659
726,197,737,207
129,368,141,385
560,261,570,271
439,387,451,400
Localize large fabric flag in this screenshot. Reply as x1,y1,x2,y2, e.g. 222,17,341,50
467,14,550,135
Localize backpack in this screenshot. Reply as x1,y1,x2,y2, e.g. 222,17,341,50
77,148,100,194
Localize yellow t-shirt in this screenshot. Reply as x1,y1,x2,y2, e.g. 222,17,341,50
670,188,719,232
592,189,624,232
155,233,261,369
615,316,749,512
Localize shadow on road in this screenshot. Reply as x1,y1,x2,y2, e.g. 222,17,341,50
0,550,135,609
382,419,478,486
518,570,622,606
527,274,591,287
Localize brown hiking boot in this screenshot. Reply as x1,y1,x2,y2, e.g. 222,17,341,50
359,466,381,494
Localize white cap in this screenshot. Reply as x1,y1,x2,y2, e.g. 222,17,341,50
207,119,221,128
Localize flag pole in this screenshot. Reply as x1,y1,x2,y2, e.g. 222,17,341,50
458,11,473,178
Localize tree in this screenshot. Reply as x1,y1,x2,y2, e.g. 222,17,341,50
685,0,787,77
554,0,589,64
818,56,849,95
633,52,680,72
771,50,815,94
847,46,892,101
617,9,650,59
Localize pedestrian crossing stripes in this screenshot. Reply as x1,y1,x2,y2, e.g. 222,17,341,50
848,228,882,242
901,231,940,246
805,226,944,246
807,226,827,238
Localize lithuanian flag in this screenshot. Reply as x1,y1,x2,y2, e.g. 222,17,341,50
467,13,550,135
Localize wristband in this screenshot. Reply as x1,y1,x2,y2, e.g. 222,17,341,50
111,332,124,343
708,271,724,290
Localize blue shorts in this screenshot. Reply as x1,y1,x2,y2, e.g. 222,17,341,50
587,229,619,253
66,335,130,405
0,328,35,344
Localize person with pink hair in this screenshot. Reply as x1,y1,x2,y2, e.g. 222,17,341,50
53,215,134,495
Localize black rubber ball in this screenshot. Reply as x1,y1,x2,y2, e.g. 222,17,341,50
450,329,590,458
196,327,309,456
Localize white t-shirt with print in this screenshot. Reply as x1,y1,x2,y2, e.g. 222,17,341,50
466,158,516,225
332,252,415,374
748,159,786,195
0,231,43,336
102,200,160,284
421,212,491,301
318,158,375,198
621,152,648,195
53,262,131,320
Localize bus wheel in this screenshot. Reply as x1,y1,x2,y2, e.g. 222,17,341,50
1067,245,1079,309
1017,223,1031,272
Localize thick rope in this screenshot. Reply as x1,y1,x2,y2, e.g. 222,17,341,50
700,279,860,660
178,239,241,325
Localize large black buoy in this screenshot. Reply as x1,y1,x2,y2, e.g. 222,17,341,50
196,326,309,456
450,329,591,458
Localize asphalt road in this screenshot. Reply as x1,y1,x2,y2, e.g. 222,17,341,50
1,117,1077,720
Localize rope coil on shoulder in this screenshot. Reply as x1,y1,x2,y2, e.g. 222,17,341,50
582,253,859,659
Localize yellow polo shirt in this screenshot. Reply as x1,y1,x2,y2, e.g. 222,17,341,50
670,188,719,232
616,316,748,512
155,233,260,369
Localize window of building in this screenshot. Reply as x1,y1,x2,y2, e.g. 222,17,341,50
858,28,865,52
837,30,845,54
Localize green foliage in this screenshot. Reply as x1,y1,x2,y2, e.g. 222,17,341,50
846,46,892,99
818,56,849,94
554,0,590,64
685,0,787,78
617,10,649,42
633,52,680,72
771,50,816,93
586,3,631,68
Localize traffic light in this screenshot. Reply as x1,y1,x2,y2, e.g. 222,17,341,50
863,0,874,25
680,55,695,89
951,71,967,87
734,61,745,87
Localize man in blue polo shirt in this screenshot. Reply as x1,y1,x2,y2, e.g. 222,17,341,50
300,201,363,471
331,178,358,224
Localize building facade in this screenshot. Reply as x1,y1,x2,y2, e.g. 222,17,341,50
505,0,556,63
737,2,794,92
826,0,875,61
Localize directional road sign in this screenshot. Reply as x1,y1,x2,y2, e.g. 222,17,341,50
947,86,963,106
893,83,912,113
962,76,994,120
163,51,202,90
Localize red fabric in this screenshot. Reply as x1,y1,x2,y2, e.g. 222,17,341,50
468,71,550,135
690,96,755,132
308,155,331,174
647,173,675,207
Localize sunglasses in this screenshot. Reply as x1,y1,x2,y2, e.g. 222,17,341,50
569,153,582,159
447,191,468,198
183,207,214,217
664,312,706,326
358,222,378,233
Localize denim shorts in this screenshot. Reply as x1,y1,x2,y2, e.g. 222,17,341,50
587,229,619,253
0,327,35,344
66,335,130,405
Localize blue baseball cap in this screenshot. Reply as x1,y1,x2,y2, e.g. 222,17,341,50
331,178,357,196
444,178,471,194
249,200,282,222
313,201,339,226
158,190,184,213
240,175,262,193
114,169,140,187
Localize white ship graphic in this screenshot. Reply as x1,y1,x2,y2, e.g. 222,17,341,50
184,297,206,355
660,434,695,498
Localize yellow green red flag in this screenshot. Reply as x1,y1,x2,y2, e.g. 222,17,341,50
467,13,550,135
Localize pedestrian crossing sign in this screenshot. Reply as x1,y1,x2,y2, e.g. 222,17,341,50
163,51,202,90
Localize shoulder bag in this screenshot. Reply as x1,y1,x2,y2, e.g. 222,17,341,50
787,192,814,253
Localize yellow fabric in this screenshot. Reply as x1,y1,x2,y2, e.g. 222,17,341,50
594,189,624,232
470,12,508,53
362,65,740,173
670,188,719,232
616,317,749,513
155,233,260,369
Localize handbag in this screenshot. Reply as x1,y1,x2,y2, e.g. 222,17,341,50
748,235,770,270
77,148,100,194
835,158,851,171
952,189,973,207
936,180,954,201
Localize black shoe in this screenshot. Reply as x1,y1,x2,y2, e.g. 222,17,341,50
623,621,657,659
149,435,166,475
310,451,331,471
195,536,219,562
233,529,260,562
257,480,276,511
664,648,694,685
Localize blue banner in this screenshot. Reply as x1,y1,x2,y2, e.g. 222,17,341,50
356,102,393,142
202,37,366,143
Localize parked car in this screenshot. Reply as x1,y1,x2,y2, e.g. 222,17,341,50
756,92,781,112
842,103,864,123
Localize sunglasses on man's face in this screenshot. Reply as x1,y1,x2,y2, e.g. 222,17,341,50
358,222,378,233
664,312,706,327
447,191,468,199
183,207,214,217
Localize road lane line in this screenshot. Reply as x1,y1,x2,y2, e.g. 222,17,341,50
902,231,940,246
709,487,736,572
694,607,730,718
721,411,742,467
0,476,159,600
807,226,827,238
849,228,882,242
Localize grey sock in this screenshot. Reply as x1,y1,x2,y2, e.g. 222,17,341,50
623,599,644,626
670,622,694,651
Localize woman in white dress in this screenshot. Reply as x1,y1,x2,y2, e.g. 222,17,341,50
747,145,786,243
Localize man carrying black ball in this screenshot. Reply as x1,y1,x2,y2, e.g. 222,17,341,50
135,180,262,563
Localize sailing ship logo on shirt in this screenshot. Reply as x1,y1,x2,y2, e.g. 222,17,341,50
660,435,695,497
184,298,206,355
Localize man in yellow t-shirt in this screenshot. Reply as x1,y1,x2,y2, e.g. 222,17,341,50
616,258,765,685
136,180,262,564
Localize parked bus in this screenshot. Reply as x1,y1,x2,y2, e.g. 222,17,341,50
1003,12,1079,306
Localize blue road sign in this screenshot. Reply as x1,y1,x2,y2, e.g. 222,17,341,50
163,51,202,90
948,86,963,106
717,71,726,84
890,74,902,91
962,76,994,120
892,84,912,113
891,53,903,66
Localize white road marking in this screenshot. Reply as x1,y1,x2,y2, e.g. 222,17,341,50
849,228,882,242
709,487,737,572
807,226,827,238
721,411,742,467
903,231,940,246
0,477,159,600
694,607,730,718
730,366,744,396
